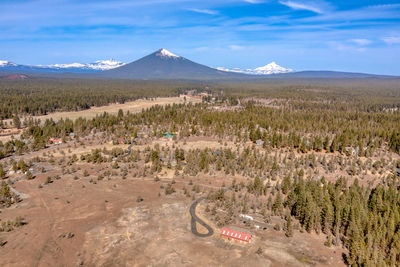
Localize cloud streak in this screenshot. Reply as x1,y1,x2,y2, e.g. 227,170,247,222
350,39,371,46
243,0,263,3
187,8,218,15
279,1,325,14
382,36,400,45
229,45,245,50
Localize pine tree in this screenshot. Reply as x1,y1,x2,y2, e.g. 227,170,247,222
285,211,293,237
272,191,283,215
13,115,21,129
281,174,291,194
321,194,334,234
0,164,5,179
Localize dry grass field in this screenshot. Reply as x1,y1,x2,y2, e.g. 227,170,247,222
31,96,200,122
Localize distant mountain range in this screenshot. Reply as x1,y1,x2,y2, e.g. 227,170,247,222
0,59,125,73
0,49,396,79
45,59,125,71
0,53,291,76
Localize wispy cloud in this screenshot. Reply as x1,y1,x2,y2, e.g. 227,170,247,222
229,45,245,51
300,4,400,23
279,1,325,14
194,46,210,51
187,8,218,15
243,0,263,3
350,39,371,46
382,36,400,45
328,41,367,52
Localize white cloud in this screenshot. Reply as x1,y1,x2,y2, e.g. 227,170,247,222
382,36,400,45
300,4,400,23
187,8,218,15
229,45,245,51
328,41,367,52
279,1,324,14
350,39,371,46
243,0,263,3
194,46,210,51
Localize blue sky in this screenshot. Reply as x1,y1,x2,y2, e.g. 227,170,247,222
1,0,400,75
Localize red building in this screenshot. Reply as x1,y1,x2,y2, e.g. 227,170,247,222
220,228,252,243
49,138,63,144
116,138,126,145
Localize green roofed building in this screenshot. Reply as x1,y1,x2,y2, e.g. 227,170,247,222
163,133,175,138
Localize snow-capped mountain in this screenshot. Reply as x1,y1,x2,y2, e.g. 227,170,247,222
0,59,125,74
253,62,293,75
0,61,18,67
46,59,125,71
2,49,387,79
156,48,181,59
217,61,293,75
102,48,244,79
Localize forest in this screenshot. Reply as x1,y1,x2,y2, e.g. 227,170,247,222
2,100,398,159
0,78,197,119
1,78,400,119
1,77,400,265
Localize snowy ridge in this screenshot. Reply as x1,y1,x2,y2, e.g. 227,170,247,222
0,59,125,71
0,61,17,67
48,63,86,69
216,67,246,73
46,59,125,70
217,61,293,75
156,48,180,59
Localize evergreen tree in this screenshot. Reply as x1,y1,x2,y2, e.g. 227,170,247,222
285,211,293,237
272,191,283,215
13,115,21,129
0,164,5,179
281,174,291,194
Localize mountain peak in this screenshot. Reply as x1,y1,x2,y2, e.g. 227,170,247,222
156,49,180,59
0,60,17,67
218,61,293,75
254,61,292,74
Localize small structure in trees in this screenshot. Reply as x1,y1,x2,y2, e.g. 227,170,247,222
163,133,175,138
239,214,254,221
256,139,264,147
345,146,359,156
49,138,63,145
116,138,126,145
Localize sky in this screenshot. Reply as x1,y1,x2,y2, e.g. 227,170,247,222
1,0,400,75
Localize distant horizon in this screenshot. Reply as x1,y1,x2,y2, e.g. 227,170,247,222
1,47,399,77
1,1,400,75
